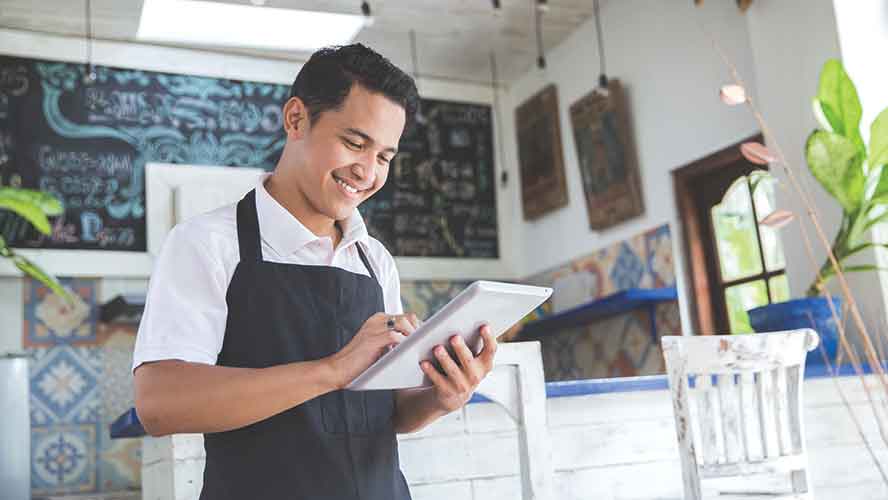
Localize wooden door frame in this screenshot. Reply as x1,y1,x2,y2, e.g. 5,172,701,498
672,134,763,335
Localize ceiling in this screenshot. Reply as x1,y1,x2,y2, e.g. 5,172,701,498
0,0,603,86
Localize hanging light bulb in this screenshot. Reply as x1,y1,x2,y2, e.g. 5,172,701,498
492,0,501,9
536,0,549,13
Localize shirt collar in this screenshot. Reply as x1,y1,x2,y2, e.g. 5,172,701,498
254,174,370,255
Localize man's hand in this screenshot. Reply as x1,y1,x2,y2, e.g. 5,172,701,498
328,312,420,389
419,324,497,413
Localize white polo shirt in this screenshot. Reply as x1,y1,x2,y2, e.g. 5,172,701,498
132,175,403,371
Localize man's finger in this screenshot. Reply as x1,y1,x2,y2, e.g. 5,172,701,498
450,335,475,371
420,360,448,388
434,345,468,388
478,325,498,366
386,314,417,336
405,312,422,330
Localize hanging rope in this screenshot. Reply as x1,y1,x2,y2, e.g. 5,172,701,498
534,0,546,69
409,29,420,83
489,51,508,187
593,0,608,87
409,29,427,124
83,0,96,84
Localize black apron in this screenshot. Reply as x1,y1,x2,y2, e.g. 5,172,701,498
200,189,412,500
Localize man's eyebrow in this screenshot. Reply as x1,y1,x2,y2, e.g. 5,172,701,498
343,127,398,155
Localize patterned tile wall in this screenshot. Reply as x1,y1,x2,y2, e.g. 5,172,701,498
524,223,681,381
24,278,141,497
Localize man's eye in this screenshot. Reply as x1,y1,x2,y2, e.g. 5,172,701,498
344,139,362,150
379,155,392,164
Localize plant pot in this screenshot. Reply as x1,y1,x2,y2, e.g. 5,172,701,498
747,296,841,366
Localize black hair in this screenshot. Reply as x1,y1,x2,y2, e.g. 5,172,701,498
289,43,419,133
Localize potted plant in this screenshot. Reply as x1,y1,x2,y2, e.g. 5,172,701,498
0,186,70,300
747,59,888,364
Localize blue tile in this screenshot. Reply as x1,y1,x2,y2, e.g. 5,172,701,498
24,278,99,347
609,242,644,291
31,424,98,495
644,224,675,287
29,345,102,425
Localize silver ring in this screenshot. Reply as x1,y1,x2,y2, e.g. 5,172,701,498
386,316,396,330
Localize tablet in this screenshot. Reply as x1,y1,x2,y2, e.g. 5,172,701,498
346,280,552,391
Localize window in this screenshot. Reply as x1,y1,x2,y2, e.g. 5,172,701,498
674,135,789,334
711,172,788,332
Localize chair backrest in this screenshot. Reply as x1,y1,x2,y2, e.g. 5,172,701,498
661,329,819,469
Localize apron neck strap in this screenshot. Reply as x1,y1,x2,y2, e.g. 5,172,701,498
355,242,378,283
236,189,263,262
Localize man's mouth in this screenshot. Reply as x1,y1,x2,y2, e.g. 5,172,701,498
333,175,368,195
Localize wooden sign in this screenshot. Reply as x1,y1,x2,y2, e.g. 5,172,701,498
515,84,568,220
569,79,644,231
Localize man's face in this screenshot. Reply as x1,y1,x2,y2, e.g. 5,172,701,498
292,84,406,221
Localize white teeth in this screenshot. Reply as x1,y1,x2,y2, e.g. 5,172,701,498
336,178,359,194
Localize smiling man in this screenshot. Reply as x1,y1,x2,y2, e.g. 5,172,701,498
132,44,497,499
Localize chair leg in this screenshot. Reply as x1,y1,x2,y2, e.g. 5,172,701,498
791,469,810,495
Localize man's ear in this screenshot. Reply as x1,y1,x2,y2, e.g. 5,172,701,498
282,97,308,139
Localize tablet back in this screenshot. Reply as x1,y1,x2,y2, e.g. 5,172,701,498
347,280,552,390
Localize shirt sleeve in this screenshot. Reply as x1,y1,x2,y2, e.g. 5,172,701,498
132,223,229,372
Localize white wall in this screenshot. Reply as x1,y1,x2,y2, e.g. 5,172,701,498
503,0,761,334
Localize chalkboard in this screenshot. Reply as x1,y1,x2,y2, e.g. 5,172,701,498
361,99,498,258
0,55,498,258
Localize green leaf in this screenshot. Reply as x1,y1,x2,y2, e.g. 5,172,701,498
863,210,888,232
0,234,9,257
11,254,70,301
0,188,63,236
748,169,770,197
817,59,864,150
838,264,888,274
871,107,888,171
840,242,888,260
0,188,63,215
806,130,865,213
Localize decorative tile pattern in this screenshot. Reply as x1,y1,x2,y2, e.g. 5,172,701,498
29,346,102,425
25,278,99,347
31,424,98,495
24,277,122,497
609,242,645,291
99,325,137,421
400,280,471,320
97,423,141,492
523,223,681,381
645,224,675,287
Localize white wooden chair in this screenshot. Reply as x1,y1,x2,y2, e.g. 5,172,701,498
661,329,819,500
